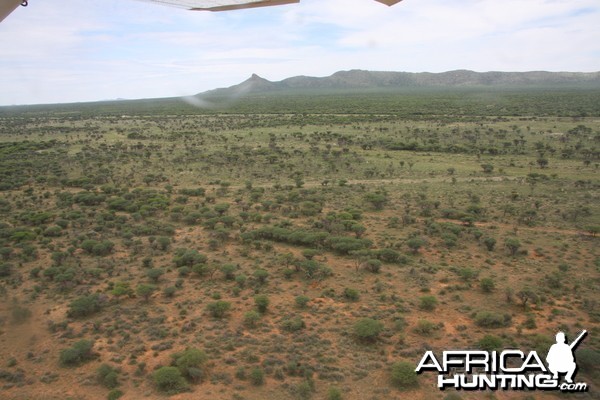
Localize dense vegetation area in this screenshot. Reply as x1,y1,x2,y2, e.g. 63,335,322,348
0,88,598,400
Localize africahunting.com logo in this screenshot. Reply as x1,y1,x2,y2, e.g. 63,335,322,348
415,330,588,392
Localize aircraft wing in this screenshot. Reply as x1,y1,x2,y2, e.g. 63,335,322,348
136,0,402,12
1,0,402,23
0,0,23,23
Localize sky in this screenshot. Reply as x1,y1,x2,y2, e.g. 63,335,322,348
0,0,599,105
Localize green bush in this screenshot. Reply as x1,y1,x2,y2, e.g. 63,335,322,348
407,237,426,254
153,366,189,394
220,264,237,280
136,284,156,302
206,301,231,318
505,237,521,256
374,248,402,263
577,348,600,377
249,367,264,386
163,286,177,298
474,311,511,328
483,237,496,251
59,340,95,366
353,318,383,342
364,192,387,210
146,268,164,282
68,294,103,318
364,259,382,273
173,248,207,267
295,295,310,308
413,319,437,336
327,387,343,400
97,364,119,389
391,361,418,388
478,335,503,351
107,389,124,400
0,262,12,277
343,288,360,302
419,295,438,311
253,269,269,284
254,295,269,313
172,348,208,382
281,316,305,332
480,278,495,293
243,310,261,328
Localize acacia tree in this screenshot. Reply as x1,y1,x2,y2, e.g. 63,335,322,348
407,237,426,254
505,237,521,256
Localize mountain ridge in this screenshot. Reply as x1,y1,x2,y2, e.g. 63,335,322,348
198,69,600,98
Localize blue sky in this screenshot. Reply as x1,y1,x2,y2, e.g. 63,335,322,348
0,0,598,105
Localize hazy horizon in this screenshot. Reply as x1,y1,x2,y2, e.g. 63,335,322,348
1,0,599,106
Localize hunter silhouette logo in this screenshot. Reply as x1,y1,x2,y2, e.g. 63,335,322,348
415,330,589,392
546,330,586,384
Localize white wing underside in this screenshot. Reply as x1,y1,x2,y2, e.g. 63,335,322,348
1,0,401,24
136,0,401,12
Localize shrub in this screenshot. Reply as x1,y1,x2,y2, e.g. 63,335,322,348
478,335,503,351
413,319,437,335
281,316,305,332
407,237,426,254
483,237,496,251
253,269,269,284
153,366,189,394
327,387,343,400
173,248,207,268
254,295,269,313
419,295,438,311
249,367,264,386
163,286,177,298
293,380,314,399
480,163,494,173
364,259,382,273
391,361,418,388
295,295,310,308
111,282,133,298
146,268,164,282
220,264,237,280
474,311,511,328
59,340,95,366
97,364,119,389
235,274,247,287
107,389,124,400
0,262,12,277
68,294,103,318
136,284,156,302
364,192,387,210
243,311,261,328
343,288,360,301
504,237,521,256
456,267,478,283
206,301,231,318
578,349,600,377
480,278,495,293
374,248,402,263
353,318,383,343
172,348,208,382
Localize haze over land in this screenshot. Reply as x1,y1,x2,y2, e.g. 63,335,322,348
198,69,600,97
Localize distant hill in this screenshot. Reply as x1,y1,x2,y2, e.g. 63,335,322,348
198,69,600,98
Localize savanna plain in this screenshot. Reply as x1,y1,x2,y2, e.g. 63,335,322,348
0,88,598,400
